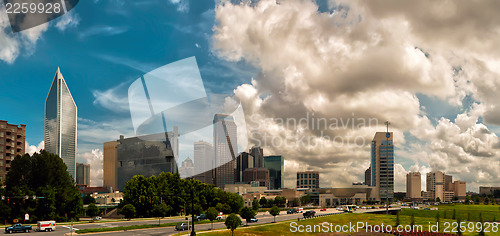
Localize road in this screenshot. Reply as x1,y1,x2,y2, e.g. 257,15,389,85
8,208,369,236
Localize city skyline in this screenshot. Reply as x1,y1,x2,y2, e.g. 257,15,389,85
1,0,499,191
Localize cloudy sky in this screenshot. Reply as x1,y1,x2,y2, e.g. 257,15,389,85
1,0,499,192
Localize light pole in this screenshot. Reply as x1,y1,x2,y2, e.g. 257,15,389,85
385,121,390,215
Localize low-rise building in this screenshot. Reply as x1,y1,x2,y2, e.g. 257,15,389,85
319,187,375,207
93,191,123,205
479,186,500,195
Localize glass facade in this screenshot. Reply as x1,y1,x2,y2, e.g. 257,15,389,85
44,68,77,181
371,132,394,200
263,155,284,189
213,114,238,189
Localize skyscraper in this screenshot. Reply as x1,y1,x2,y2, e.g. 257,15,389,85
370,132,394,201
0,120,26,183
236,152,254,183
406,172,421,199
249,146,263,168
44,68,77,181
179,157,194,178
263,155,284,189
213,114,237,189
76,163,90,187
193,140,214,184
364,167,371,186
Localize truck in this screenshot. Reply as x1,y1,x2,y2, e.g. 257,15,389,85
5,223,32,234
36,221,56,232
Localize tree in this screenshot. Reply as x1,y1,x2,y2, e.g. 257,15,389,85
216,203,231,214
479,212,485,236
300,195,311,205
86,203,100,220
152,203,171,225
465,195,471,205
395,211,400,227
457,217,462,235
452,209,456,219
410,213,415,230
484,197,490,205
119,204,136,220
83,195,96,205
225,213,241,236
239,206,256,225
436,197,441,203
269,206,280,223
252,199,260,211
206,207,218,230
435,212,440,231
259,197,267,208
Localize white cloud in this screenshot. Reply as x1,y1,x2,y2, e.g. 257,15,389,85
25,141,44,156
169,0,189,13
55,11,80,31
77,149,103,187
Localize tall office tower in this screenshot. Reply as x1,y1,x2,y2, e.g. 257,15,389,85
370,132,394,201
179,157,194,178
104,131,178,191
263,155,284,189
426,171,445,201
44,68,77,181
452,181,466,199
103,141,118,192
249,146,263,168
236,152,254,183
444,174,453,191
213,114,238,189
193,140,214,184
0,120,26,183
297,171,319,192
406,172,421,199
76,163,91,187
364,167,371,186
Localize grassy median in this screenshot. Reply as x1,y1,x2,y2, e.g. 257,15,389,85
75,219,224,234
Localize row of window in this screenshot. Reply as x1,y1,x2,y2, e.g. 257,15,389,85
297,179,316,185
297,172,318,179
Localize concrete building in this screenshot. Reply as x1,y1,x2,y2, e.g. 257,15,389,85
445,174,453,191
44,68,77,181
243,168,270,188
249,146,264,168
241,188,308,207
364,167,371,186
0,121,26,183
426,171,445,201
452,181,466,199
263,155,284,189
93,191,123,205
103,141,118,192
103,131,179,191
319,187,375,207
406,172,421,199
369,132,394,201
179,157,194,179
224,183,267,195
213,114,237,189
193,140,214,184
479,186,500,195
236,152,254,183
297,171,319,192
76,163,90,187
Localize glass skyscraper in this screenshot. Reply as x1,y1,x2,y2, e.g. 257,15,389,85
213,114,237,189
370,132,394,201
263,155,284,189
44,68,77,181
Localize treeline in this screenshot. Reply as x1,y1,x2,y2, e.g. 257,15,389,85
0,151,82,222
119,172,244,218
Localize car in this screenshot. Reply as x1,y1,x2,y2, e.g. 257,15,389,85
175,223,191,231
5,224,32,234
303,210,316,219
320,208,326,211
92,216,102,221
287,209,297,214
361,206,367,209
249,217,258,222
195,214,206,221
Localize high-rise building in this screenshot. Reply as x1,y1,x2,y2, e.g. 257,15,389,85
369,132,394,201
406,172,421,199
243,168,269,188
263,155,284,189
426,171,451,201
249,146,263,168
364,167,371,186
76,163,90,187
44,68,77,181
452,180,466,200
104,131,178,191
179,157,194,179
193,140,214,184
0,121,26,183
236,152,254,183
213,114,237,189
297,171,319,192
444,174,453,191
103,141,118,191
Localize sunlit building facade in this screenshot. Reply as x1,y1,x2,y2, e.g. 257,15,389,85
213,114,238,189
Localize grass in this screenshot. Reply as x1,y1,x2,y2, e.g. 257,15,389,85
400,204,500,222
75,219,224,234
199,212,500,236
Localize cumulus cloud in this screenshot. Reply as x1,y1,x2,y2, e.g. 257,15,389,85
55,11,80,31
25,141,44,156
77,149,104,187
212,0,500,191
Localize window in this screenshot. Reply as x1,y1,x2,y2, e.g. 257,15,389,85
309,173,312,178
0,161,2,166
0,132,3,137
297,181,299,186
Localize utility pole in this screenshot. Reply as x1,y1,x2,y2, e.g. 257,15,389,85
385,121,390,215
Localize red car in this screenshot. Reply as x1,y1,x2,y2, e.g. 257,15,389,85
320,208,326,211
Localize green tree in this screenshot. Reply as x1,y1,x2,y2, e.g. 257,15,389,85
206,207,218,230
252,199,260,211
452,209,456,219
436,197,441,203
216,203,231,214
152,203,171,225
300,195,311,205
465,195,471,205
83,195,96,205
484,197,490,205
86,203,100,220
225,213,242,236
456,217,462,235
118,204,136,220
259,197,267,208
410,213,415,230
269,206,280,223
435,212,440,231
239,206,255,225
